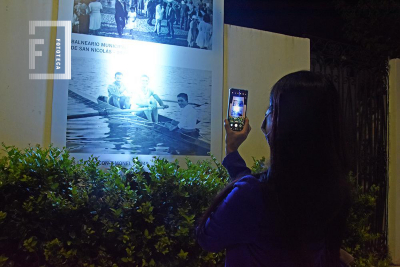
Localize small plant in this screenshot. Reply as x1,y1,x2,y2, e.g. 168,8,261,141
342,173,391,266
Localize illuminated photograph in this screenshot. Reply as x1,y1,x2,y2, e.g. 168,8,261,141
72,0,214,49
66,57,212,155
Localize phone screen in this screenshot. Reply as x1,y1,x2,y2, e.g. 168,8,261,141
227,88,248,131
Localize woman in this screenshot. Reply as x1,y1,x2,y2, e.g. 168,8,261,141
196,13,212,49
197,71,350,266
89,0,103,35
75,0,90,34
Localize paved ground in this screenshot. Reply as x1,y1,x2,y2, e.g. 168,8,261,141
91,0,193,48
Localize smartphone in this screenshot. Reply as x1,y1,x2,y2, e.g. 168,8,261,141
227,88,248,131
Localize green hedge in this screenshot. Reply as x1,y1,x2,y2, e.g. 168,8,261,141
0,145,229,267
0,145,391,266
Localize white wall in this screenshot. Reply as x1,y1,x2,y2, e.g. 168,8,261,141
223,25,310,165
389,58,400,265
0,0,58,155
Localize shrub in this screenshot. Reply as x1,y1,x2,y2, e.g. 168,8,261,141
342,173,391,267
0,144,228,266
0,145,391,266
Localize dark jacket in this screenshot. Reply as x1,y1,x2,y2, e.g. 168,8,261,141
197,151,348,267
180,3,188,16
147,0,156,14
166,6,176,22
115,0,127,19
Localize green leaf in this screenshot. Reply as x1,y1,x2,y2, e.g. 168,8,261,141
177,249,188,260
144,229,150,239
0,255,8,265
50,182,59,190
0,212,6,222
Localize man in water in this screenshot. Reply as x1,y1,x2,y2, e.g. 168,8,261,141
134,74,168,123
167,93,198,136
107,72,130,109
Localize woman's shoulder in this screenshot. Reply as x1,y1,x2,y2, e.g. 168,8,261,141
232,175,263,198
235,175,261,185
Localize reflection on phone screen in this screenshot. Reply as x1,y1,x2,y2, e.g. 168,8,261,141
228,89,247,131
230,96,244,117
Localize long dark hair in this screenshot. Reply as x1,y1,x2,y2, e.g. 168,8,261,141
199,71,350,265
266,71,350,265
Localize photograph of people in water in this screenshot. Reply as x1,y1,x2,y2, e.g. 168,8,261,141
66,57,212,155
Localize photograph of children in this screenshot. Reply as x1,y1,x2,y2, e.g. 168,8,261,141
66,57,212,156
71,0,214,50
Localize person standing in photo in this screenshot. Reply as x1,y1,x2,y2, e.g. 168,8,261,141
187,0,193,11
180,0,188,29
198,0,206,15
166,2,176,38
187,15,198,47
75,0,90,34
154,1,164,36
88,0,103,35
125,6,137,39
147,0,155,25
174,2,180,25
72,8,80,33
206,4,213,27
196,13,212,49
144,0,149,17
186,3,196,31
115,0,127,37
137,0,144,15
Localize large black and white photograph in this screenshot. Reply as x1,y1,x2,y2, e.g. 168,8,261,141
66,56,212,155
72,0,214,49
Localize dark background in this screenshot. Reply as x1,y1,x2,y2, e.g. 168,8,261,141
225,0,344,40
224,0,400,57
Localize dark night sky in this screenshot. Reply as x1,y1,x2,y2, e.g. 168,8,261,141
224,0,346,42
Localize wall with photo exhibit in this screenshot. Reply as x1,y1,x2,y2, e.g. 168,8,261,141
48,0,224,164
0,0,313,167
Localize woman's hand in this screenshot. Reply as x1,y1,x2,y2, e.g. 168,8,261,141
224,118,251,155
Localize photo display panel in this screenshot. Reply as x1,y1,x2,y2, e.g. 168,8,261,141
52,0,224,166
